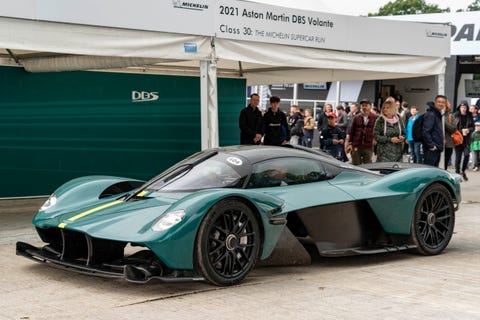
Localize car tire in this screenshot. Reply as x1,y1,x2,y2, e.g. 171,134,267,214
410,183,455,255
194,199,260,286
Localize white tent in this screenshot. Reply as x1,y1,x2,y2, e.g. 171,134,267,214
0,0,450,149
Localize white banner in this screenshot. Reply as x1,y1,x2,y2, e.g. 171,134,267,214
0,0,450,57
215,0,349,51
382,11,480,56
0,0,215,36
214,0,450,57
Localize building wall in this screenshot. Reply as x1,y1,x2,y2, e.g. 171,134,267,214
381,76,436,112
0,66,245,197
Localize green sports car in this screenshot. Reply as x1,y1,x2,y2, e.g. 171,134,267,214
17,145,461,286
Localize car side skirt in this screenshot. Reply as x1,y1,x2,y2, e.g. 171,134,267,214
286,200,415,257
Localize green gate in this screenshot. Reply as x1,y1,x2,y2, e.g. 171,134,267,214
0,66,245,197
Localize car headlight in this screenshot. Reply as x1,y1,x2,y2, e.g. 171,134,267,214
151,210,186,232
40,194,57,211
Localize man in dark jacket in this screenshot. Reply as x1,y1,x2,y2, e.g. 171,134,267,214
454,102,475,181
317,104,333,150
422,96,446,167
263,96,290,146
239,93,264,145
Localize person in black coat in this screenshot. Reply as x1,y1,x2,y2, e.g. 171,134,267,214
263,96,290,146
239,93,264,145
422,96,446,167
454,101,475,181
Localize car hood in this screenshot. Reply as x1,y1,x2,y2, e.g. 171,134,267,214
33,192,191,241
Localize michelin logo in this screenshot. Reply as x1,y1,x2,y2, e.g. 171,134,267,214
173,0,209,11
426,30,448,38
132,91,159,102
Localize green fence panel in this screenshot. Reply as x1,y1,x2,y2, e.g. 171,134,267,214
0,66,245,197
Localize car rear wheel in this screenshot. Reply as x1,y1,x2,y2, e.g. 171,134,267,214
411,184,455,255
194,199,260,286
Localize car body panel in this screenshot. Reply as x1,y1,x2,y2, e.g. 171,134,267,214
18,145,461,281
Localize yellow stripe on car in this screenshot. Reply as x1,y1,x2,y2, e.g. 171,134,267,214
137,190,148,197
58,200,123,228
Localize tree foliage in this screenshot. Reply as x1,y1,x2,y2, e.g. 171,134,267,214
368,0,449,16
466,0,480,11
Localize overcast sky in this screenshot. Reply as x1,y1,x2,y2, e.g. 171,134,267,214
253,0,474,16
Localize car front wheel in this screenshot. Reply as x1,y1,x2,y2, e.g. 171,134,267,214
411,183,455,255
194,199,260,286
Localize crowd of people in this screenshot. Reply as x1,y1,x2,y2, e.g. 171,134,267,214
239,92,480,181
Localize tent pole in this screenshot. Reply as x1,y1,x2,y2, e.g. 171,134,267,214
200,59,219,150
200,60,209,150
335,81,341,109
293,83,298,106
208,58,219,148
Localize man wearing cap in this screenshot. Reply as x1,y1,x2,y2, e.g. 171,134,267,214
345,99,377,165
320,112,345,160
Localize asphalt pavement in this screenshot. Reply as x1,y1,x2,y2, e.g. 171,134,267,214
0,169,479,320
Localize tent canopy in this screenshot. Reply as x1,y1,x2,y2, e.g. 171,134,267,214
0,3,449,149
0,16,446,84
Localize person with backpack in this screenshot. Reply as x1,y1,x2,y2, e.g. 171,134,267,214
422,96,446,167
405,106,423,163
290,117,304,145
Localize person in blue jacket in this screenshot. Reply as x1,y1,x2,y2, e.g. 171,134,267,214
405,106,423,163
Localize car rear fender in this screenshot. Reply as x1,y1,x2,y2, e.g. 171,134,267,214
335,168,460,234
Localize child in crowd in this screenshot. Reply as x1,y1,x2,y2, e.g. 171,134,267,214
471,121,480,171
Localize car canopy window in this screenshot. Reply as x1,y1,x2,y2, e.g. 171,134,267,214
246,157,327,189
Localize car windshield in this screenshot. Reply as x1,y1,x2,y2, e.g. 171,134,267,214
148,158,243,191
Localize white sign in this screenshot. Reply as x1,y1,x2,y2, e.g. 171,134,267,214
0,0,215,36
214,0,450,57
215,0,348,50
382,11,480,56
303,83,327,90
0,0,450,57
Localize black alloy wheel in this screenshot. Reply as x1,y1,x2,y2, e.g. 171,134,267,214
194,199,260,286
411,184,455,255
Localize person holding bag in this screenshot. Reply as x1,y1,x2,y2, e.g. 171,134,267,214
454,101,475,181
